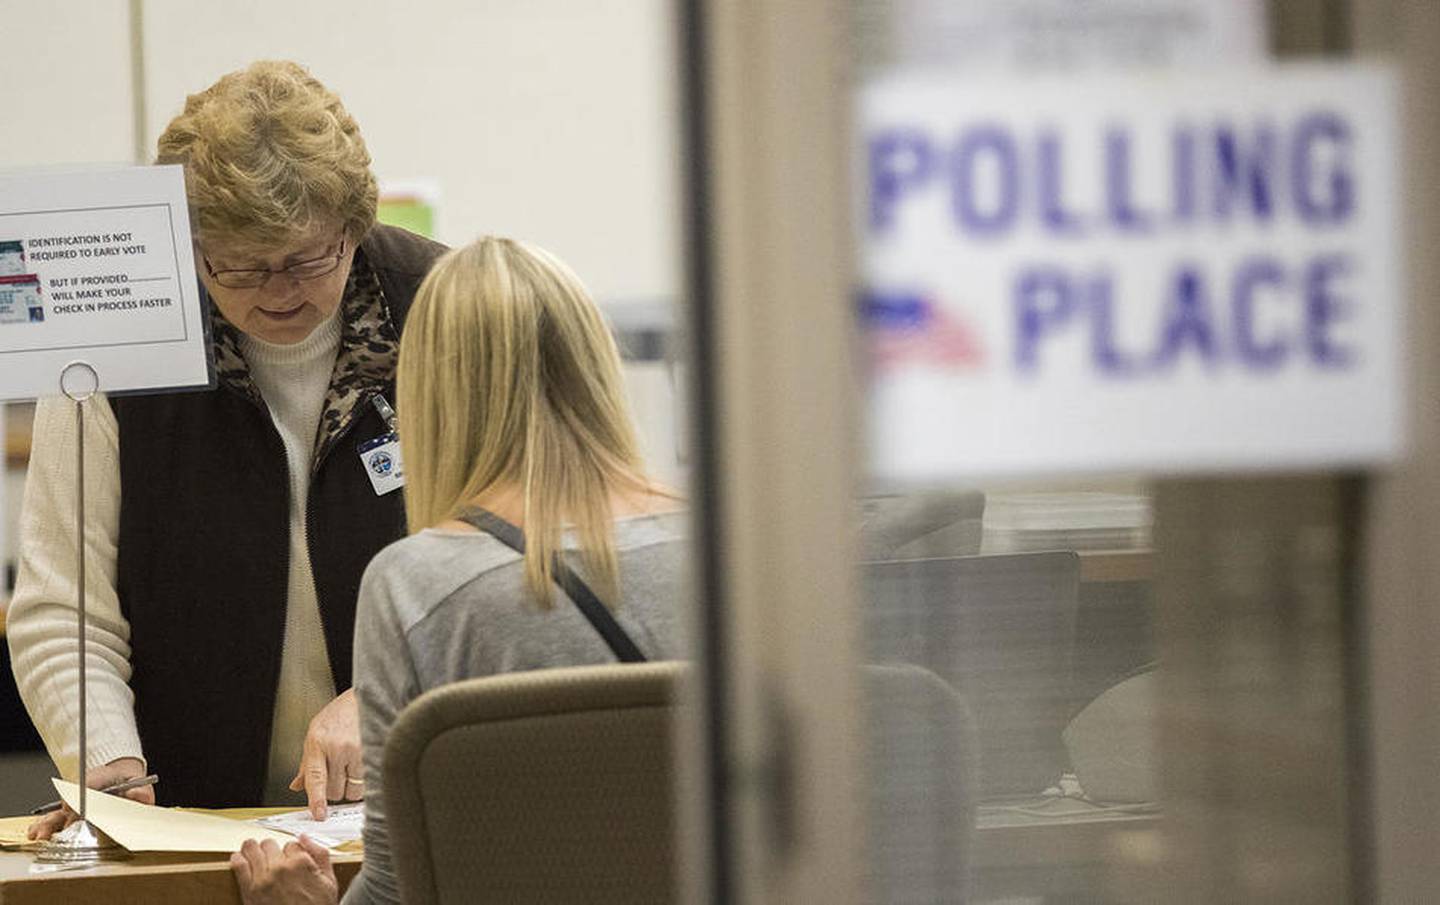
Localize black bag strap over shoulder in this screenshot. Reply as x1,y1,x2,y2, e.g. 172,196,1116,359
457,508,648,663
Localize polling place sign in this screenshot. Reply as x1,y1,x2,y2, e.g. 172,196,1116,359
862,65,1402,479
0,166,209,401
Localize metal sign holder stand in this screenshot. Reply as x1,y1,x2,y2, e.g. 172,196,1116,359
36,361,127,866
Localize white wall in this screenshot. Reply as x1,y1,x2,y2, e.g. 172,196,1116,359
140,0,686,480
0,0,684,303
0,1,686,508
0,1,137,598
0,1,136,169
140,0,682,305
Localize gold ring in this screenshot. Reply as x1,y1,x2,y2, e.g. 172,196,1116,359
345,777,365,786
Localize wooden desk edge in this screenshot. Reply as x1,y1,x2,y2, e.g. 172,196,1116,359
975,813,1159,869
1077,549,1151,584
0,850,360,905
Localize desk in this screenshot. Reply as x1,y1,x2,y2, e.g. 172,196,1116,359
0,848,361,904
976,799,1157,868
1077,549,1151,584
975,799,1159,900
0,812,361,905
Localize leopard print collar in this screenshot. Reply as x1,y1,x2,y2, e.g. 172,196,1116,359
210,248,398,471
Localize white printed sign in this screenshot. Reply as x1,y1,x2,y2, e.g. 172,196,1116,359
861,65,1402,479
0,166,210,401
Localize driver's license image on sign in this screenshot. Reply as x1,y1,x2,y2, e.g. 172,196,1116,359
0,274,44,324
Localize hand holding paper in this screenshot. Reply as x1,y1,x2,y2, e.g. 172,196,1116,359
28,758,154,841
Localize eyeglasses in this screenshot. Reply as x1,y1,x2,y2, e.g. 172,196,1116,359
203,239,347,290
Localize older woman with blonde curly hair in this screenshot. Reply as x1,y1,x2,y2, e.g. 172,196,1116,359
9,60,446,832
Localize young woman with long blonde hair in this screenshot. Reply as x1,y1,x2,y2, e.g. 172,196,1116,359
232,237,685,905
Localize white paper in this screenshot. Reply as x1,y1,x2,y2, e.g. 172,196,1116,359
0,165,210,402
253,803,365,850
53,779,294,853
861,65,1403,479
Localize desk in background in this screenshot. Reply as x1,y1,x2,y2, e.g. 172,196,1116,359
976,797,1157,867
1077,549,1150,584
975,798,1159,902
954,548,1153,901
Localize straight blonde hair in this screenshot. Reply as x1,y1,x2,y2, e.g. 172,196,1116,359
397,237,657,606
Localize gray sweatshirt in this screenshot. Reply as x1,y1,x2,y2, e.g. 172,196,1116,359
340,512,689,905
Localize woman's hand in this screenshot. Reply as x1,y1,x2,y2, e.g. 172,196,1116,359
27,756,153,840
232,835,339,905
290,688,363,820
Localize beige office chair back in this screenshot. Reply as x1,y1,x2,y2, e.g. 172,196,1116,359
384,662,684,905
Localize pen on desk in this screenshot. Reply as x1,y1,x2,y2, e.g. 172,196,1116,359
30,774,159,815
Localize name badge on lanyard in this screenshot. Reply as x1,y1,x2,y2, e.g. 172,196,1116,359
358,394,405,496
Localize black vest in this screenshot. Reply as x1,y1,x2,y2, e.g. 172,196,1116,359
112,225,445,807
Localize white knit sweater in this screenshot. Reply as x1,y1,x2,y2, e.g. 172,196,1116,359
7,312,342,805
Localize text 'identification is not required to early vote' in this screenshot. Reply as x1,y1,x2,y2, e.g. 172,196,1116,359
0,165,210,402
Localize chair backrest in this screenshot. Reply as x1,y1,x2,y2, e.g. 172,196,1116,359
864,662,979,904
865,552,1081,798
384,662,683,905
